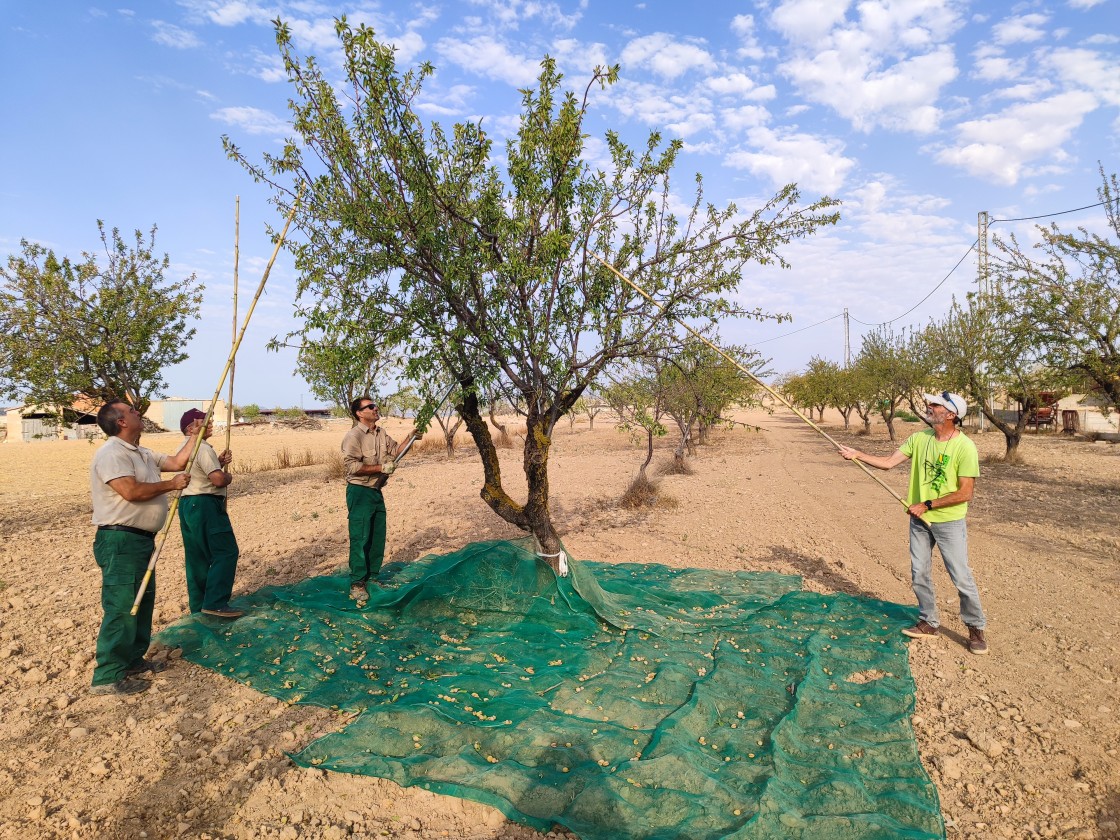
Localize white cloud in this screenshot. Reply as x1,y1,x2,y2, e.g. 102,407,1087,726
719,105,771,132
730,13,766,60
769,0,965,134
993,13,1049,45
210,106,290,136
619,33,716,80
550,37,610,77
201,1,264,27
1044,47,1120,106
972,53,1025,82
151,21,202,49
705,72,760,97
416,83,477,117
666,111,715,137
934,91,1098,185
781,47,957,133
435,36,541,85
609,80,713,132
1068,0,1106,9
724,127,855,194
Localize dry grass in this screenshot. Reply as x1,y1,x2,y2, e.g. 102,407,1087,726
620,471,677,509
322,450,346,481
655,455,694,476
237,446,320,474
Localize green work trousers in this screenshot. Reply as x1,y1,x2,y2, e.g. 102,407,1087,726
179,494,239,613
346,483,387,585
92,529,155,687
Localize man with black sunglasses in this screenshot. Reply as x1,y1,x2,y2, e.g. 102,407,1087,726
838,391,988,655
341,397,400,606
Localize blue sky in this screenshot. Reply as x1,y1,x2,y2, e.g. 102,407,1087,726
2,0,1117,408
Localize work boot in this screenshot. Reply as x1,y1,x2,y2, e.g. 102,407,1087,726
349,584,368,606
967,625,989,655
901,620,939,639
201,606,244,619
124,658,169,676
89,678,150,697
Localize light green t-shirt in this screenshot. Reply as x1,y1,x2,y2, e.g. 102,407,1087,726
899,429,979,523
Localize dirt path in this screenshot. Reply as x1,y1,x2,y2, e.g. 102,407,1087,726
0,412,1117,839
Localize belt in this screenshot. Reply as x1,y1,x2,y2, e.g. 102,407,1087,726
97,524,157,539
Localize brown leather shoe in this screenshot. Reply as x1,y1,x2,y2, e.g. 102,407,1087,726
967,625,989,655
901,620,939,639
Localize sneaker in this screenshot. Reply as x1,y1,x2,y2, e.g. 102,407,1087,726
89,678,150,697
967,626,989,655
201,606,244,619
901,620,940,639
124,659,168,676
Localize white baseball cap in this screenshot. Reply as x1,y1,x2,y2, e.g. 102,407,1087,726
924,391,967,417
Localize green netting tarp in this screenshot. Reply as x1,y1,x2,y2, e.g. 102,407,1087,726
157,539,945,840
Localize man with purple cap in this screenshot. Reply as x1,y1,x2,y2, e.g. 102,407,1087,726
838,391,989,655
177,408,242,619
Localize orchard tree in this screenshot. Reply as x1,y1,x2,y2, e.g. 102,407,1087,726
853,326,926,442
927,294,1060,458
0,222,201,414
225,19,840,569
993,166,1120,409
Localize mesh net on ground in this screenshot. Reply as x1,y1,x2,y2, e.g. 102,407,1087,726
158,539,945,840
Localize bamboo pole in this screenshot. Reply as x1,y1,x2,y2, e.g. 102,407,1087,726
225,196,239,452
131,194,302,615
593,255,907,509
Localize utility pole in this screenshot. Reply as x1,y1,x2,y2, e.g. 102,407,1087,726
977,211,989,432
843,308,850,368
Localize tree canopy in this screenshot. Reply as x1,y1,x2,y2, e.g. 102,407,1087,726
225,18,840,566
0,221,201,415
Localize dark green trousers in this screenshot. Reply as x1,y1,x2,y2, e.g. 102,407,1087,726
346,483,387,585
179,494,239,613
93,529,155,686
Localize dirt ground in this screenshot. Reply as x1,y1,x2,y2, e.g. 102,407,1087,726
0,408,1117,840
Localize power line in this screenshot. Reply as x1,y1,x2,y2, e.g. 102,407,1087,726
990,200,1106,224
849,239,978,327
746,313,843,346
745,196,1104,349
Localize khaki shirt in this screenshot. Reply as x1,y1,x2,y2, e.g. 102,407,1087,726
342,423,399,488
181,439,226,498
90,436,170,533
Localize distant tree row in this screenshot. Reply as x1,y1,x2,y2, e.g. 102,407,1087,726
778,166,1120,459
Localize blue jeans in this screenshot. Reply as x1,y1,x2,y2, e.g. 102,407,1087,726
908,516,985,629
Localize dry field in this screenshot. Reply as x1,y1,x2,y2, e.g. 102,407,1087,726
0,410,1118,839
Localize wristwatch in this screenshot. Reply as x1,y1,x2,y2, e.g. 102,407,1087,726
924,500,934,511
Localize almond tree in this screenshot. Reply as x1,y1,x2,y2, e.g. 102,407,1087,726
0,222,201,415
224,19,840,569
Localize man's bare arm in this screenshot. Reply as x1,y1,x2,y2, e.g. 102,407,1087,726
107,473,189,502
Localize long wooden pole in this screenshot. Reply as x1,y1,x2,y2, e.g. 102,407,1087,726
593,255,907,509
131,195,302,615
225,196,239,452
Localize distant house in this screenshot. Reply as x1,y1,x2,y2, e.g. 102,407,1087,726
2,398,98,443
256,407,334,420
145,398,229,433
1056,394,1120,434
2,397,230,443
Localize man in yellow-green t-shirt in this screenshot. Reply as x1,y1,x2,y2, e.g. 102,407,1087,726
838,391,988,655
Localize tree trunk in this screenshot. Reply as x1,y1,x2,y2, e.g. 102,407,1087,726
458,386,564,571
883,413,897,442
839,407,852,430
640,428,654,476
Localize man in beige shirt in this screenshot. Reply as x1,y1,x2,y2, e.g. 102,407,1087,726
89,399,201,696
177,408,242,619
341,396,401,605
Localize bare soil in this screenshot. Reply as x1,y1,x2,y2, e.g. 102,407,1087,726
0,410,1117,840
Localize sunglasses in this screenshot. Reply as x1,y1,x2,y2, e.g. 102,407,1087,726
360,404,378,411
